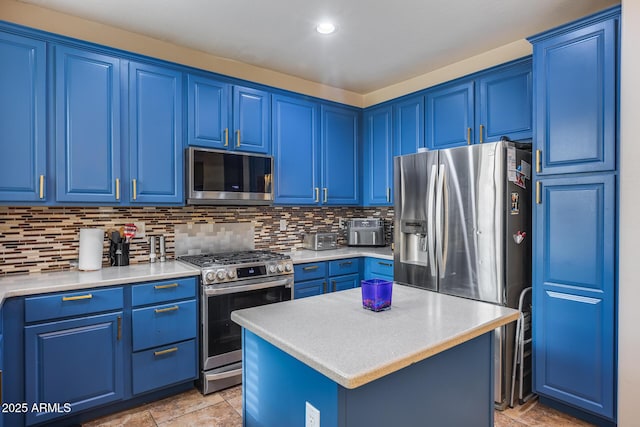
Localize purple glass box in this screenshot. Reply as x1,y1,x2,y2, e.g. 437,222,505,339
361,279,393,312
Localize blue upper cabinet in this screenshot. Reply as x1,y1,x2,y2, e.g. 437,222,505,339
394,95,424,156
321,105,359,205
533,174,615,419
232,86,270,154
272,94,319,204
54,45,122,203
0,33,47,203
531,19,616,175
186,78,270,154
476,60,532,143
129,61,183,204
425,80,474,149
362,105,393,206
186,74,229,149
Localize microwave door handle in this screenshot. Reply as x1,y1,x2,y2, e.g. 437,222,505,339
427,165,438,277
204,278,292,296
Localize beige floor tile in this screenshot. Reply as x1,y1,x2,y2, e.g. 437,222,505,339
83,409,157,427
146,388,224,424
507,400,595,427
156,401,242,427
219,385,243,415
495,411,529,427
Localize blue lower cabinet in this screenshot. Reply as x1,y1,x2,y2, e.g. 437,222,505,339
132,339,197,395
363,257,394,281
132,299,197,351
24,312,124,426
330,273,360,292
294,279,326,299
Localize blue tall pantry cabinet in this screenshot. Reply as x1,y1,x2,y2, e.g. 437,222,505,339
0,33,46,202
529,6,620,424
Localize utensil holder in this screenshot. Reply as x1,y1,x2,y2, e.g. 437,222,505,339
109,242,130,266
361,279,393,312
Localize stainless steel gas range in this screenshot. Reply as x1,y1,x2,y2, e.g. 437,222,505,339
178,250,294,394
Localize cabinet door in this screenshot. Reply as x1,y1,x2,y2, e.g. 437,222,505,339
54,46,121,203
533,174,615,419
533,20,616,174
129,61,183,204
24,312,124,425
476,60,532,143
186,74,230,149
425,81,474,149
394,95,425,155
321,104,359,205
364,257,394,281
330,273,360,292
272,95,319,204
233,86,270,154
0,33,46,202
294,279,326,299
363,106,393,206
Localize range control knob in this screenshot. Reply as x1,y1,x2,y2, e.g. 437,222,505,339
285,263,293,272
277,264,284,273
227,269,236,279
205,271,215,283
216,269,227,281
268,264,277,274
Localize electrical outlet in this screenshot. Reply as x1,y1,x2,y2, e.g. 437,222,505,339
338,217,346,229
305,402,320,427
280,219,287,231
132,221,146,238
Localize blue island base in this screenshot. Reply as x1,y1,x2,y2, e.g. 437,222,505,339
242,329,495,427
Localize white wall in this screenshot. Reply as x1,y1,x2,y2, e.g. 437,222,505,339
617,1,639,425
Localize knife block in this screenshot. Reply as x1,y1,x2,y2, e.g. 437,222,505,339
109,241,130,266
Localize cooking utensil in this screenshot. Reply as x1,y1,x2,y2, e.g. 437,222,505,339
124,223,137,243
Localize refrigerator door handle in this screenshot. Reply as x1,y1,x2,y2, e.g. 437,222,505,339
435,163,448,279
427,165,438,277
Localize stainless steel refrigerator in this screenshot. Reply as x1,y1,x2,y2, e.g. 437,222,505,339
393,140,532,408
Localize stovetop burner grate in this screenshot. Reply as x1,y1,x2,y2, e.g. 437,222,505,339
178,250,289,268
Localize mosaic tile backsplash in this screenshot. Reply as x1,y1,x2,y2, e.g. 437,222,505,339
0,206,394,276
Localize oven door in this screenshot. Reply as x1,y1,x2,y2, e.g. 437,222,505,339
202,276,292,372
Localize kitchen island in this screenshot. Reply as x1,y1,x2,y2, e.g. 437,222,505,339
231,284,519,427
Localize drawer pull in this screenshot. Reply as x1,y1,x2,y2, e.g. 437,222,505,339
154,283,179,290
117,316,122,341
155,305,179,314
154,347,178,357
332,280,336,292
62,294,93,302
339,261,353,266
323,281,327,293
302,265,319,271
378,262,393,267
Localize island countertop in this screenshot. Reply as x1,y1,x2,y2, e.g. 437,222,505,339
231,284,519,389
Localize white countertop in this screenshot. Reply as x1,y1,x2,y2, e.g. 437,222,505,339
286,246,393,263
231,284,519,389
0,262,200,305
0,248,391,306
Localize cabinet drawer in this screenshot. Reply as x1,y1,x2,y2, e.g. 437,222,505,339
294,262,327,281
367,258,394,279
132,339,197,395
131,277,197,307
328,258,360,276
132,299,196,351
25,287,124,323
293,279,326,299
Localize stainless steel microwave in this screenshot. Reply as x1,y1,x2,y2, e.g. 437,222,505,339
186,147,274,205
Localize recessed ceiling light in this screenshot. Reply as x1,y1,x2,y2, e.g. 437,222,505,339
316,22,336,35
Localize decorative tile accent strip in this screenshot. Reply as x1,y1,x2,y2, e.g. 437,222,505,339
0,206,394,276
175,222,255,256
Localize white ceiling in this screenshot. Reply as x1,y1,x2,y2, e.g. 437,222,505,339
19,0,619,94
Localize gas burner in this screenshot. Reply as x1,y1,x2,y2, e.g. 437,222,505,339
178,250,293,285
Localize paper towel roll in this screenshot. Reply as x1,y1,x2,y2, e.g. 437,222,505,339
78,228,104,271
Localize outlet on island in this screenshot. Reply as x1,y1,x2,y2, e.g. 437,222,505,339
305,401,320,427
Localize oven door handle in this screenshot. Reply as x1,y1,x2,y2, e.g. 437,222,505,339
204,277,293,296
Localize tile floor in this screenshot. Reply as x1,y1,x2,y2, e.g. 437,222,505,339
83,386,594,427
